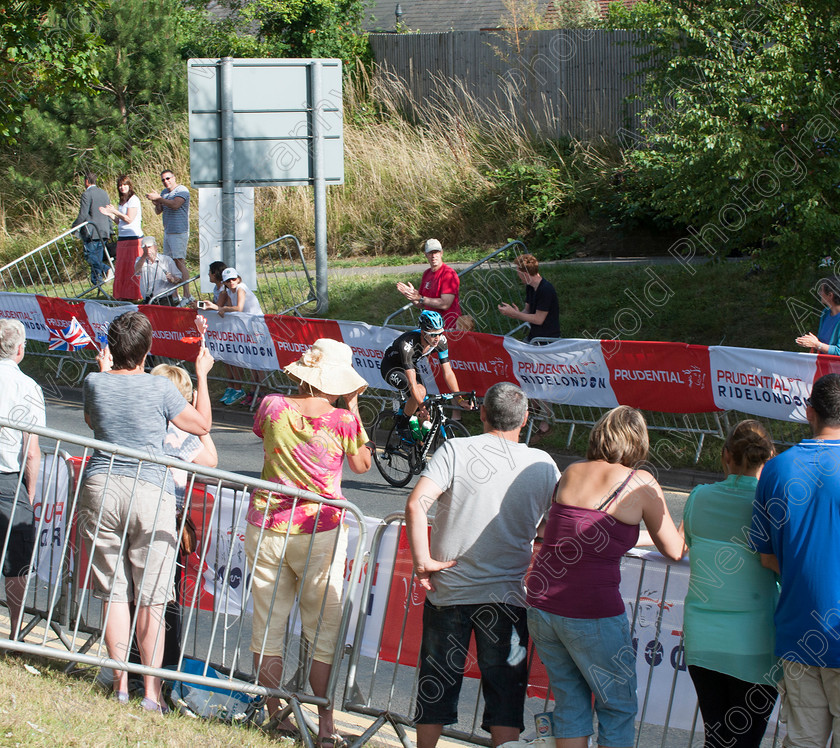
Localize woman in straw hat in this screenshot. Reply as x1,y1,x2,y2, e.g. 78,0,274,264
244,338,372,745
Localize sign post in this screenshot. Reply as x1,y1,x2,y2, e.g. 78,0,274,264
187,58,343,311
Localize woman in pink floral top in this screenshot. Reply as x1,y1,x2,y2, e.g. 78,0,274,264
245,339,371,745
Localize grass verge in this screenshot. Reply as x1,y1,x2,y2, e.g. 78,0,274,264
0,655,280,748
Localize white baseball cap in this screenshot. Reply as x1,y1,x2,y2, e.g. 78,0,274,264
221,267,239,282
423,239,443,254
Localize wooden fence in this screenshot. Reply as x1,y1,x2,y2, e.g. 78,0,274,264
368,30,654,139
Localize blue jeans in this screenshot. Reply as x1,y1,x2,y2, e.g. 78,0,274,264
527,608,637,747
83,239,108,285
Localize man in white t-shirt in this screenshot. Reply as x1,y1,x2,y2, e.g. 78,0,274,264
0,319,45,638
405,382,560,748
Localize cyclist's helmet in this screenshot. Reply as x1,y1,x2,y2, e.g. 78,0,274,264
418,310,445,333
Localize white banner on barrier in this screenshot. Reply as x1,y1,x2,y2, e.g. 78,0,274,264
33,453,71,584
505,337,620,407
709,345,813,422
0,293,49,340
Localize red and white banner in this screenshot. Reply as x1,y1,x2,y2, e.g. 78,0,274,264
5,291,837,423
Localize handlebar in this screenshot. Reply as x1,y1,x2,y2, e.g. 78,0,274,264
424,391,477,408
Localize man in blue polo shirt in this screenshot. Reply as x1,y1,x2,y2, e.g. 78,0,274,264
751,372,840,747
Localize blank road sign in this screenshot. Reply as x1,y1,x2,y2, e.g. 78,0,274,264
188,58,344,188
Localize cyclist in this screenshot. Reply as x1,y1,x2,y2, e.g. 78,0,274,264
380,310,471,431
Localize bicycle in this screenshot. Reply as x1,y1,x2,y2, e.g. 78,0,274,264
371,391,477,487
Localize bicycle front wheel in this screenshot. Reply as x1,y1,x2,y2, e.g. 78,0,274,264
430,418,470,454
372,411,415,488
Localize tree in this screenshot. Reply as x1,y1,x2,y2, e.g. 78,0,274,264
613,0,840,274
4,0,188,197
0,0,105,142
240,0,371,65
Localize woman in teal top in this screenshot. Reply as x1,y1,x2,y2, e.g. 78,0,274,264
796,278,840,355
682,420,780,748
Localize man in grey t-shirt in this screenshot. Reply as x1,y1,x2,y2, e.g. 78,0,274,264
406,382,560,748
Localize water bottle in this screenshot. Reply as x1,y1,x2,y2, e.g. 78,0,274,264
408,415,423,441
420,420,433,437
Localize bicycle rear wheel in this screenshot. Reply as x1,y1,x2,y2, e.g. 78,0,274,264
372,411,415,488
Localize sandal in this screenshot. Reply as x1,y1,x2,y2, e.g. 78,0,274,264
318,735,348,748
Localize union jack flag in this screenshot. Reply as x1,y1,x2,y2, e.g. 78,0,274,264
48,317,93,351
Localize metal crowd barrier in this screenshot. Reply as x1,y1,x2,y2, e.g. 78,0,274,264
253,234,317,316
0,222,116,300
343,514,782,748
0,417,367,746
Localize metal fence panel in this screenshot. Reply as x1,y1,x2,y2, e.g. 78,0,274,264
369,30,654,139
0,417,367,743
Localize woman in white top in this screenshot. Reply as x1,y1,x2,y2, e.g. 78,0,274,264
210,266,263,316
100,175,143,238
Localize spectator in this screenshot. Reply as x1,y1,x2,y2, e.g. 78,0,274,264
498,253,560,342
78,310,213,712
682,419,779,748
795,277,840,354
100,174,143,239
751,373,840,747
212,267,262,317
405,381,560,748
210,266,265,406
150,362,218,670
146,169,189,285
498,253,560,442
0,319,44,639
396,238,461,328
526,406,684,748
134,236,182,305
245,338,370,744
207,261,229,308
150,364,218,505
72,172,112,286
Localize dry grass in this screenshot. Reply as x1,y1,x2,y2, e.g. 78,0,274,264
0,655,280,748
0,66,622,263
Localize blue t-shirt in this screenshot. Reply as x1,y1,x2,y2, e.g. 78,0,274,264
750,439,840,666
818,308,840,352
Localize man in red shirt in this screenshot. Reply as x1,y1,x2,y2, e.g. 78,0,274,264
396,239,461,328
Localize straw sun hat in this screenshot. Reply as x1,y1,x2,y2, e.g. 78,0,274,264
284,338,368,397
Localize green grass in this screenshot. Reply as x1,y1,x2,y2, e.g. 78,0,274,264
0,655,283,748
316,260,811,352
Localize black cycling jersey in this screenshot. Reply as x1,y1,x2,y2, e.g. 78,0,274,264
381,329,449,373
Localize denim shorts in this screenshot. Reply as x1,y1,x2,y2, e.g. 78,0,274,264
527,607,637,747
414,601,529,731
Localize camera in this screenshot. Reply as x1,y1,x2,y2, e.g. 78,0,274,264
196,300,208,310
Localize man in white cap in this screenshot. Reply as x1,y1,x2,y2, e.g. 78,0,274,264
396,238,461,328
134,236,182,304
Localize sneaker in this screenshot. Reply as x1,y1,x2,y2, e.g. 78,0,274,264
179,295,195,307
227,389,247,406
219,387,235,404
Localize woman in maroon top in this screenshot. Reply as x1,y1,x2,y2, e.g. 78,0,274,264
526,406,684,748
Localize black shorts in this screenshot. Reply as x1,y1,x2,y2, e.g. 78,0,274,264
414,601,529,731
0,472,36,578
380,359,423,397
